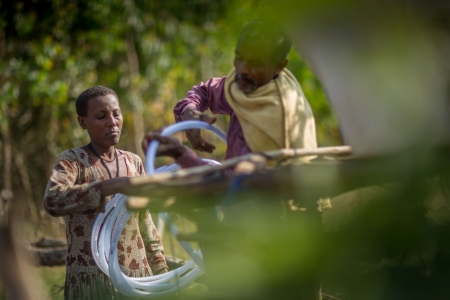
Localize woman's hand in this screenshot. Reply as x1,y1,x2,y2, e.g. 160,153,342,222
141,131,186,159
101,177,130,198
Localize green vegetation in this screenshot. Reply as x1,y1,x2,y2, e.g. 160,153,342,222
0,0,338,235
1,0,449,297
0,0,341,298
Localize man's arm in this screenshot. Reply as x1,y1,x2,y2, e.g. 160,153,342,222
173,77,231,153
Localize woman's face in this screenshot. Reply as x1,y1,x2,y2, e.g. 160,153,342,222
77,94,123,147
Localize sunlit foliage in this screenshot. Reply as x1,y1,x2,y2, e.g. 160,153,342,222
0,0,337,228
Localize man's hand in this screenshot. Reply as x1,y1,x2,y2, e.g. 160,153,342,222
181,107,217,153
142,131,186,159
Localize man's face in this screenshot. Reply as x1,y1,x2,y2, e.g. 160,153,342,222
233,39,281,93
77,94,123,147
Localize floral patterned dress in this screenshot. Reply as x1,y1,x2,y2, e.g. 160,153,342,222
44,147,167,299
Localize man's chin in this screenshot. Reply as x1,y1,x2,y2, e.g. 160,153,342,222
237,82,257,94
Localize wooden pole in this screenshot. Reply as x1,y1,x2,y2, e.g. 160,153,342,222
130,146,351,185
125,147,450,213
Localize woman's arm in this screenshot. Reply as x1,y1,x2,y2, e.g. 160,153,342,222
100,177,131,197
44,150,129,217
142,131,207,169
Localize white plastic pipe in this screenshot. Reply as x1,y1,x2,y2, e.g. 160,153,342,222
145,120,227,174
91,121,226,297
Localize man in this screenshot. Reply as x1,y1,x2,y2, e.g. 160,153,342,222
173,19,317,162
143,19,322,299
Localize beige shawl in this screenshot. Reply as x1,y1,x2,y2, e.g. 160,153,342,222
225,68,317,160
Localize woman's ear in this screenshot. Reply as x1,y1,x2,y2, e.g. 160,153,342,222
77,116,87,130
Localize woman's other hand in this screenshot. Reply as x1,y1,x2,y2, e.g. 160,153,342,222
141,131,186,159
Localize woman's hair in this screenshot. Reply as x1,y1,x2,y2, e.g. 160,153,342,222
76,85,119,117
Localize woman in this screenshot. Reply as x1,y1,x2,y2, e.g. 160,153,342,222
44,86,168,300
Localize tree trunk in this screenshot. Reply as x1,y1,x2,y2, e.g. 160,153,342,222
126,32,144,159
14,153,39,223
0,214,39,300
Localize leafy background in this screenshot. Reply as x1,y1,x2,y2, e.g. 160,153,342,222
0,0,339,231
0,0,340,298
